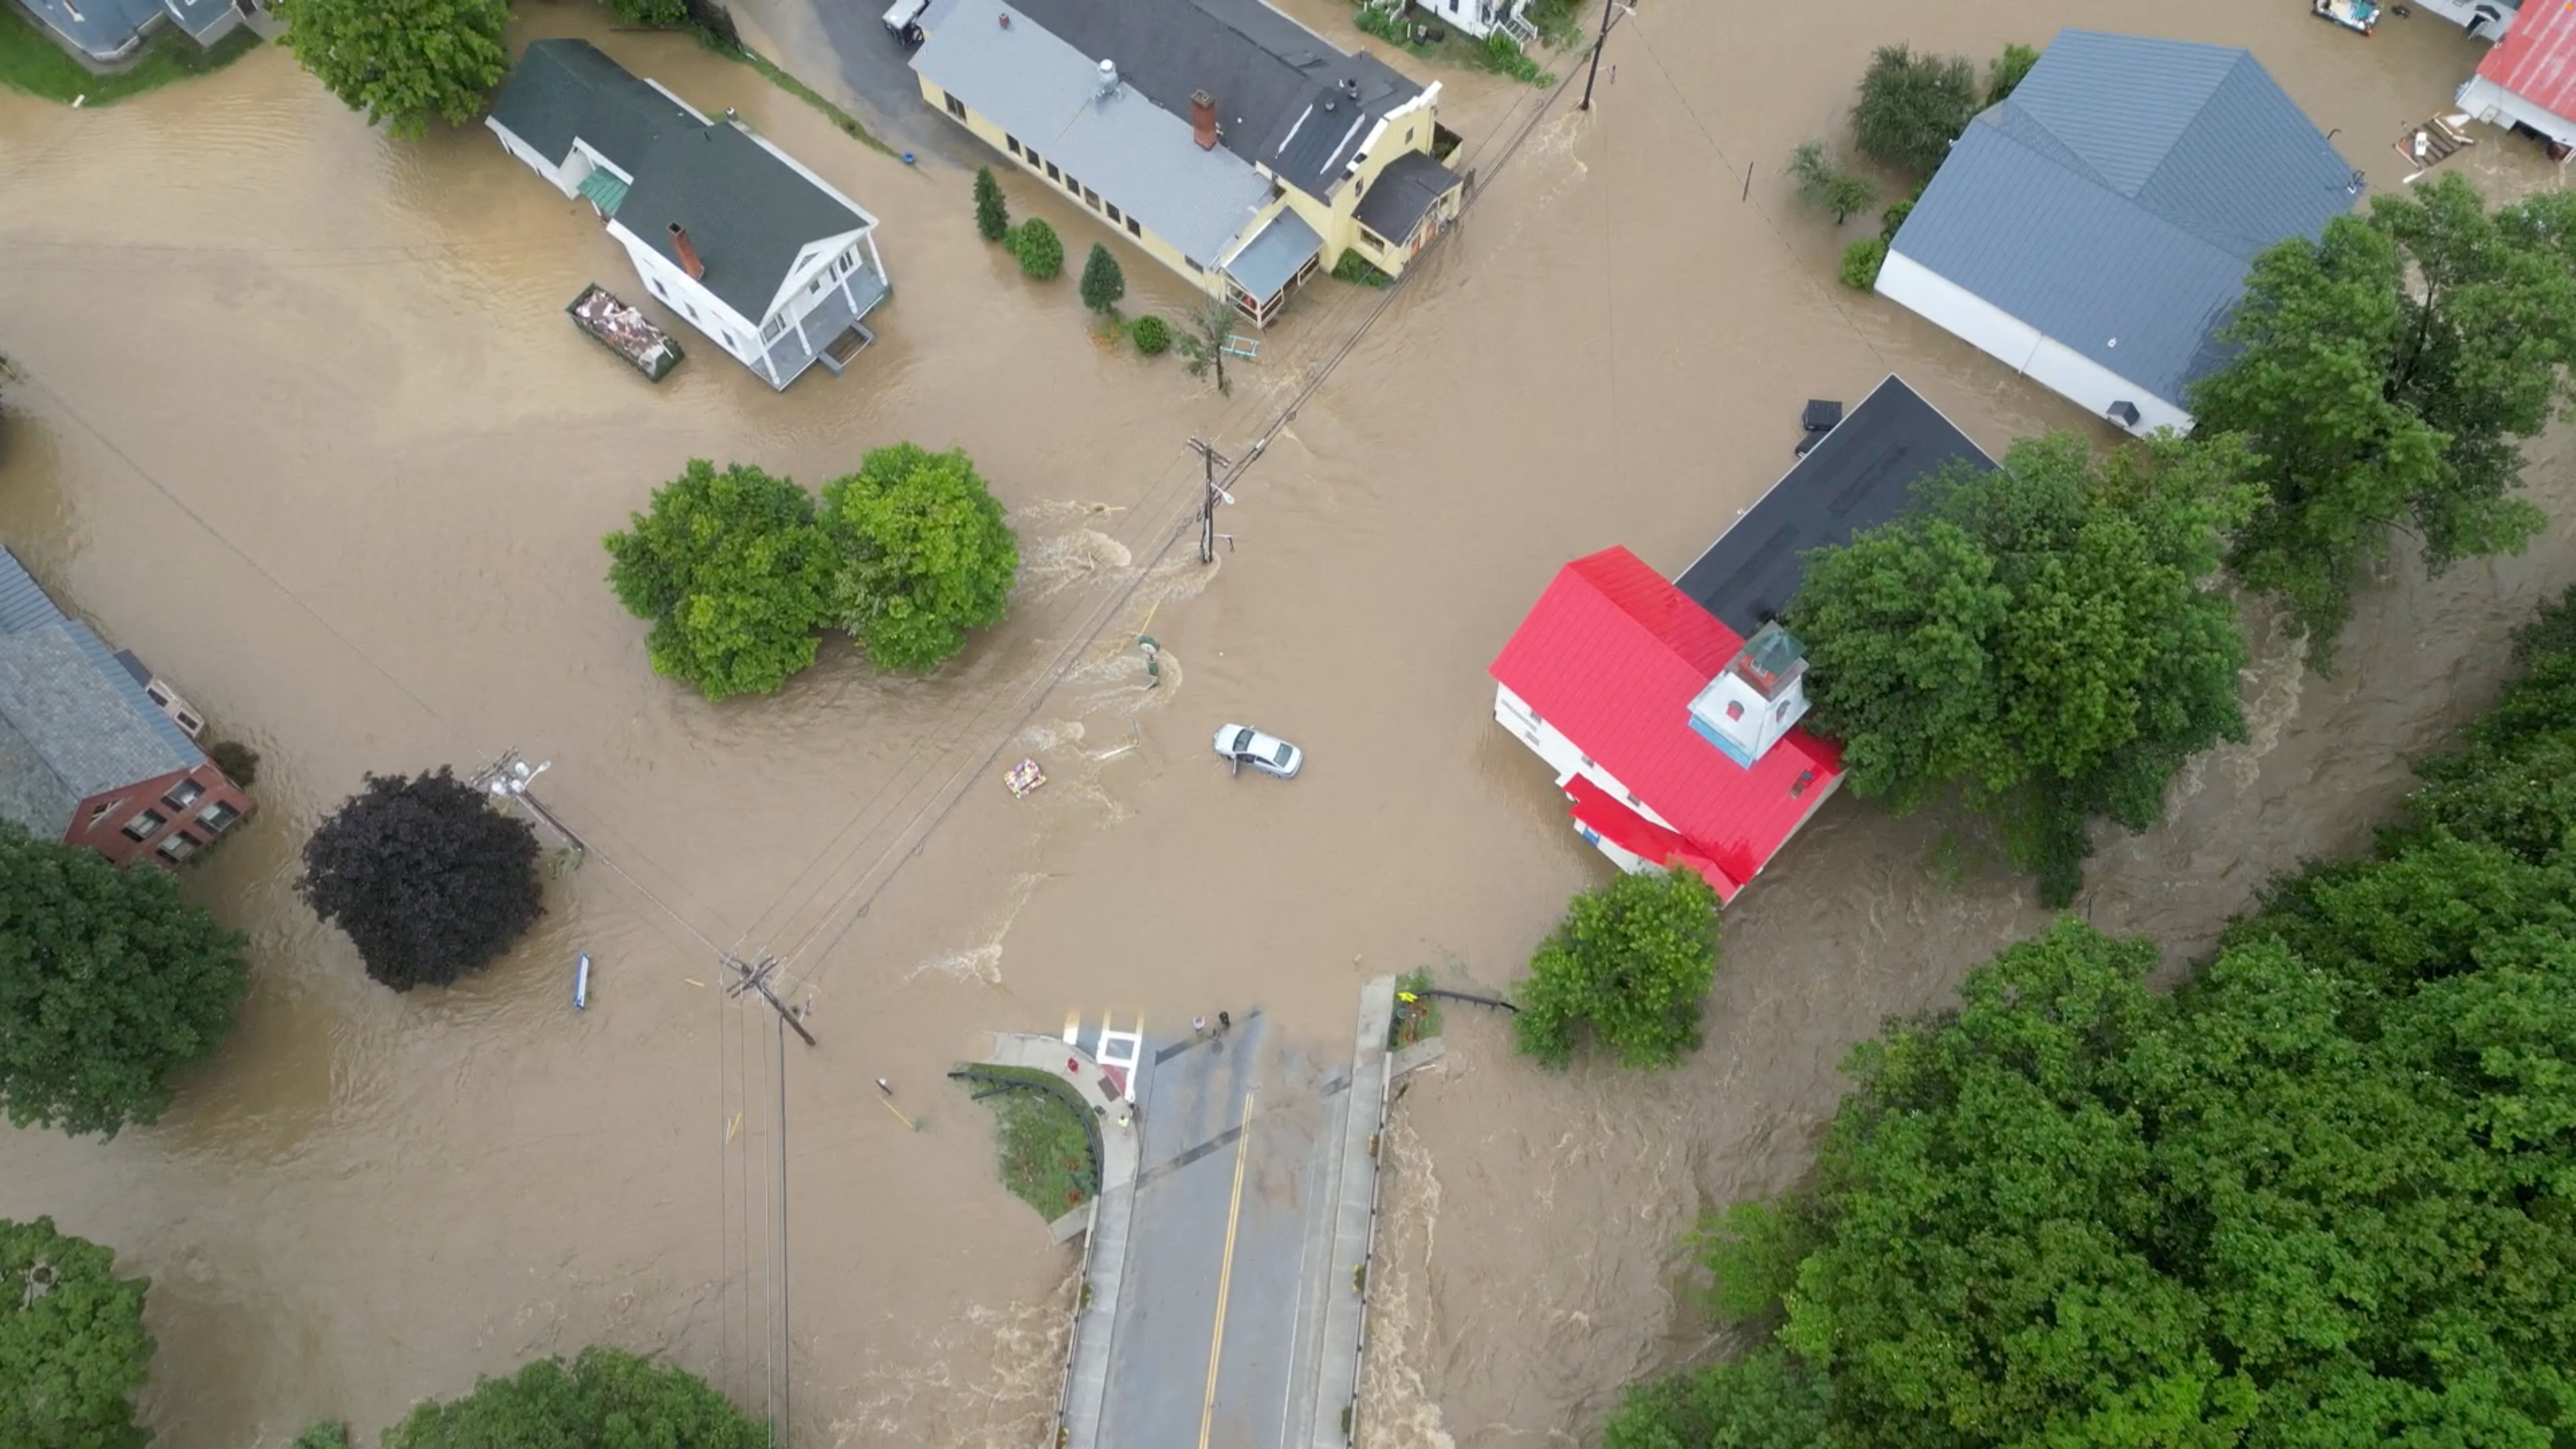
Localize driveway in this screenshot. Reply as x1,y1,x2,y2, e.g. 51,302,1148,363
724,0,987,162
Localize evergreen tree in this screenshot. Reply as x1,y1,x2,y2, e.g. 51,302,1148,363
972,166,1010,244
1078,242,1126,312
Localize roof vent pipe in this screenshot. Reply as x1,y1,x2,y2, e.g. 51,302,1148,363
1341,76,1359,98
1097,57,1118,97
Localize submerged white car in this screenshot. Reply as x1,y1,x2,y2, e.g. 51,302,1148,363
1213,724,1303,779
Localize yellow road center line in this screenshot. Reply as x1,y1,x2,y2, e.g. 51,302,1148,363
1199,1088,1257,1449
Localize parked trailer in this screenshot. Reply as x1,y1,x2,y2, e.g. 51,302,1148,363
566,283,683,382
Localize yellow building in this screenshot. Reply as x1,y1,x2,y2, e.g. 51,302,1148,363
910,0,1464,324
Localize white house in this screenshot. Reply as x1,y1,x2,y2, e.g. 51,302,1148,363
2416,0,2519,40
1877,31,2361,438
2457,2,2576,149
1367,0,1535,43
487,39,891,391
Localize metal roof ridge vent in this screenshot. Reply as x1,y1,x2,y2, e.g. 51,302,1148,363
1096,57,1118,99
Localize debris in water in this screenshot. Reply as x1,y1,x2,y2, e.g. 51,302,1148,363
1007,758,1047,798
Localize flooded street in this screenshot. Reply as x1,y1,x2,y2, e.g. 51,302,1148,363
1,0,2570,1443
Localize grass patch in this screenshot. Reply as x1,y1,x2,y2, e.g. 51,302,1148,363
1332,249,1392,288
961,1064,1100,1219
682,27,899,158
0,7,262,107
1390,967,1443,1049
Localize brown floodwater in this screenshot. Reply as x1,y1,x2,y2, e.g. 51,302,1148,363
0,0,2566,1444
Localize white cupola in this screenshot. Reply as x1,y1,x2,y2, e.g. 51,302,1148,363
1686,621,1810,767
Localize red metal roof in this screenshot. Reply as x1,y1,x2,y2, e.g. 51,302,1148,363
1489,547,1843,896
2478,1,2576,117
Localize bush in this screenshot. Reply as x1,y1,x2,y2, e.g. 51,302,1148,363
293,1423,350,1449
1473,30,1553,86
1851,43,1979,177
1129,314,1172,354
1354,3,1410,45
1078,242,1126,312
1512,869,1720,1070
1986,42,2039,103
1789,140,1875,225
1839,236,1887,289
300,768,545,992
1878,197,1913,242
383,1346,766,1449
972,165,1009,243
1331,248,1392,287
206,737,260,787
1012,218,1063,280
599,0,689,22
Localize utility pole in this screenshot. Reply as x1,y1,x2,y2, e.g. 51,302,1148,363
1578,0,1628,111
468,748,588,860
724,952,818,1048
724,952,810,1447
1185,436,1234,564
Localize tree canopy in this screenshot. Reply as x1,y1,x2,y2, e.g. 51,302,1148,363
1513,868,1720,1070
2192,174,2576,666
0,1216,153,1449
1787,431,2259,904
382,1345,767,1449
1604,584,2576,1449
1849,44,1978,178
274,0,509,141
973,166,1010,244
299,768,545,991
605,459,835,700
0,826,247,1138
1079,242,1127,312
820,444,1020,672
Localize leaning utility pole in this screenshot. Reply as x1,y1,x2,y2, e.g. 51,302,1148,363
468,748,587,859
1578,0,1628,111
1185,436,1234,564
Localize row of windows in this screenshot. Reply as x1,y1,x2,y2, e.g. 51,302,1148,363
1002,132,1148,243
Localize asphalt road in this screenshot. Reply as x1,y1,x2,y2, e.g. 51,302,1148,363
1098,1014,1345,1449
728,0,987,161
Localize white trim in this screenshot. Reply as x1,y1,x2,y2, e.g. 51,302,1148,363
1875,249,2190,436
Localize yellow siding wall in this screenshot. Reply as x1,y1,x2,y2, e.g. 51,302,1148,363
919,79,1230,300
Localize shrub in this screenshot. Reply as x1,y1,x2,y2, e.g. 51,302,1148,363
1078,242,1126,312
1852,43,1979,177
1473,30,1553,86
1789,140,1875,225
599,0,689,22
973,165,1010,243
1129,314,1172,354
1012,217,1063,280
206,738,261,787
1332,248,1392,287
1987,42,2040,103
1840,236,1887,289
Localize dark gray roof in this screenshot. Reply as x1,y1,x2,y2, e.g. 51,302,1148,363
489,39,698,174
1353,149,1458,242
617,122,871,322
1675,377,1997,636
1887,30,2361,408
0,548,203,840
1002,0,1430,198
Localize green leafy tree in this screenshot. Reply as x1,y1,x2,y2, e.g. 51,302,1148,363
1985,42,2039,103
383,1345,766,1448
1602,1344,1838,1449
1079,242,1127,313
1789,141,1876,225
273,0,509,141
1012,217,1063,280
1850,44,1979,178
0,826,247,1138
1787,432,2260,904
819,444,1019,672
2194,174,2575,666
1171,297,1235,395
299,768,545,991
0,1217,153,1449
1512,869,1719,1070
292,1422,349,1449
604,460,833,700
972,165,1010,243
1692,1199,1810,1327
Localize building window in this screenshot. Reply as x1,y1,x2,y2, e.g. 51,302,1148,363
198,801,242,835
1046,161,1061,182
1185,257,1203,273
1063,171,1081,194
945,92,967,119
1126,216,1142,238
164,778,205,812
1361,227,1386,253
1105,202,1122,224
1723,700,1744,721
87,799,124,830
1026,148,1042,169
1082,187,1100,209
156,832,200,863
175,709,203,735
122,808,167,842
146,684,170,707
1008,135,1023,156
1791,769,1817,799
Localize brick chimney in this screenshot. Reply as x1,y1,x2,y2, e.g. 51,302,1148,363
667,222,706,281
1190,89,1217,149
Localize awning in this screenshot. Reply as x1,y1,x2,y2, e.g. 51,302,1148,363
577,168,630,217
1223,209,1324,303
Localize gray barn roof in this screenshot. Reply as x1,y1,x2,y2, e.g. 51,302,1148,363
1887,31,2360,408
914,0,1276,264
1675,376,1996,636
962,0,1431,200
0,548,203,841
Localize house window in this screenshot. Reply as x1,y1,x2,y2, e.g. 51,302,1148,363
1185,256,1203,273
1063,171,1081,194
146,684,170,707
87,799,124,830
1105,202,1122,224
1361,227,1386,253
1126,216,1142,238
1723,700,1744,721
1046,161,1061,182
1791,769,1817,799
175,709,203,736
1082,187,1100,209
945,92,967,119
1008,135,1023,156
198,801,242,834
1026,148,1042,169
164,778,205,812
156,832,200,863
122,808,167,842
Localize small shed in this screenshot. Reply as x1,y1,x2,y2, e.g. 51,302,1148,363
2458,2,2576,150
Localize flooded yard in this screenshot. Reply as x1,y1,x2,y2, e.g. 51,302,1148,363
0,0,2568,1444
